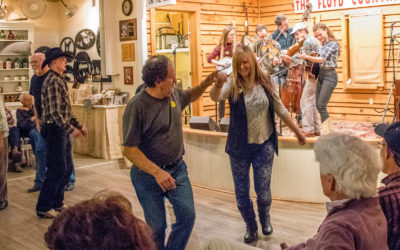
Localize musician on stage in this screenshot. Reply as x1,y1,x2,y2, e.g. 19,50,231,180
272,15,295,51
207,24,237,120
253,25,281,85
298,23,339,134
282,22,320,137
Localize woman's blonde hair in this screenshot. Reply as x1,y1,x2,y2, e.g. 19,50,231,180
219,22,237,59
230,45,274,101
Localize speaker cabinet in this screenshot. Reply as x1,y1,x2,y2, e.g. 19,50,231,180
189,116,218,131
219,117,230,132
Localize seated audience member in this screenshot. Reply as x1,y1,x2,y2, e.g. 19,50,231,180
44,191,156,250
375,122,400,250
5,108,23,172
201,134,388,250
283,134,387,250
16,94,47,191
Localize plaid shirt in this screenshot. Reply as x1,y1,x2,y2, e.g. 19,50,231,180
319,40,339,68
272,28,295,50
41,70,81,134
379,171,400,250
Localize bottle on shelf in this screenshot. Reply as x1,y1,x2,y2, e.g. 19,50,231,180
22,58,28,68
0,30,5,40
5,58,11,69
7,30,15,40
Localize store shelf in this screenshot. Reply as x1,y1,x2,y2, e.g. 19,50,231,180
0,68,29,71
0,91,28,95
0,80,29,83
156,48,189,54
0,54,30,56
0,40,29,42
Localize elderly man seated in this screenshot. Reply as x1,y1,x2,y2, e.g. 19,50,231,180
201,133,388,250
375,122,400,250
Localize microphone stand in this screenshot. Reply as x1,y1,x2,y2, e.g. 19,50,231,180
382,21,400,123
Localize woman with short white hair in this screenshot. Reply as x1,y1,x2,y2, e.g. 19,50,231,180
285,133,388,250
315,133,381,199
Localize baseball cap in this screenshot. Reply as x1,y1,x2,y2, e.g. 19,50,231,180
375,121,400,155
291,22,308,34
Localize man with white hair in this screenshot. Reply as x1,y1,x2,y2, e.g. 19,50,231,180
375,122,400,250
200,134,388,250
284,134,388,249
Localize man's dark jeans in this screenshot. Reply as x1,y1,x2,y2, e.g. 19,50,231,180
36,124,73,212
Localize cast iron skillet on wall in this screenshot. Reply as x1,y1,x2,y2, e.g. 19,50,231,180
73,51,92,83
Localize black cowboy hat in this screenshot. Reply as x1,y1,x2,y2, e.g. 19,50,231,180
42,47,72,69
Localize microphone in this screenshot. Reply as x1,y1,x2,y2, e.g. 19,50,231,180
168,43,179,58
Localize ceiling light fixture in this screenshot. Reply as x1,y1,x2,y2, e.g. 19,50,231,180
61,0,78,18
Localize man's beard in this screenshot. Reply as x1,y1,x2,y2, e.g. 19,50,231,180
33,69,39,75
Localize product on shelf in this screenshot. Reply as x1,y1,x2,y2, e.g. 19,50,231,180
22,58,28,68
16,82,22,92
0,30,5,40
14,58,21,68
8,30,15,40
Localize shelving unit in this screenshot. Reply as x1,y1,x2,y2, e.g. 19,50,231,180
0,22,33,104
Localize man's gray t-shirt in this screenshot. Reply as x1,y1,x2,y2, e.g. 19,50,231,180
122,87,190,166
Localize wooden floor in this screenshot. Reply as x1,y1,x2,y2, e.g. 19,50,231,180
0,154,326,250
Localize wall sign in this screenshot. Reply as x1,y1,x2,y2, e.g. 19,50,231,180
147,0,176,9
294,0,400,13
121,43,135,62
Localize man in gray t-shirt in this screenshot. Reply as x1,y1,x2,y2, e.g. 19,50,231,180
122,55,218,250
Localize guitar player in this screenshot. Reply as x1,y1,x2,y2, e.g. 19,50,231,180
282,22,320,137
207,24,237,121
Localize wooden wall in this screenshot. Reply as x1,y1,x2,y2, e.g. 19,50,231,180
147,0,400,122
260,0,400,122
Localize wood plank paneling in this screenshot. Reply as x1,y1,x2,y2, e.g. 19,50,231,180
260,0,400,122
146,0,400,122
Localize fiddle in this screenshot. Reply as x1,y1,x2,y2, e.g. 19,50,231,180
257,37,281,65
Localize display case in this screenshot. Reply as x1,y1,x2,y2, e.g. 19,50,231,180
0,22,33,107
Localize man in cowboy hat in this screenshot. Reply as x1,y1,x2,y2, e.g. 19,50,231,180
36,47,87,218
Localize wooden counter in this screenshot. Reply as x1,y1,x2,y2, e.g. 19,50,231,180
182,127,382,203
71,104,126,160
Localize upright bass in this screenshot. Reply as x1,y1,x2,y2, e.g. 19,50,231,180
280,3,312,122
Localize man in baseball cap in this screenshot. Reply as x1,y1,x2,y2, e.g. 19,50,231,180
375,121,400,250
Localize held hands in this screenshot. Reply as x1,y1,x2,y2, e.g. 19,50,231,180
71,127,82,138
297,53,307,60
154,168,176,192
296,132,306,146
215,72,227,88
281,54,292,64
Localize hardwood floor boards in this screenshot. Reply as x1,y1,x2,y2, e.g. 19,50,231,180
0,154,326,250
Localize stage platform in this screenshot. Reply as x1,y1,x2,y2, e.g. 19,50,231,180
182,120,383,204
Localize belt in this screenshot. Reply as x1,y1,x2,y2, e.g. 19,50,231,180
159,157,183,170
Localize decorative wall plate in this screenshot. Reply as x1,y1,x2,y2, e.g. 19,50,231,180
60,37,76,62
74,51,92,83
34,46,50,54
75,29,96,50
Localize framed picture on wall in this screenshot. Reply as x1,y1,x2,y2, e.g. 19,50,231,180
124,66,134,85
119,19,137,41
147,0,176,8
121,43,135,61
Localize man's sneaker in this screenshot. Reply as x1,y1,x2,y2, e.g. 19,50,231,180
37,209,59,219
54,204,68,213
65,183,74,191
27,184,41,193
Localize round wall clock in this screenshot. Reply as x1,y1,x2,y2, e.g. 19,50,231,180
122,0,133,16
